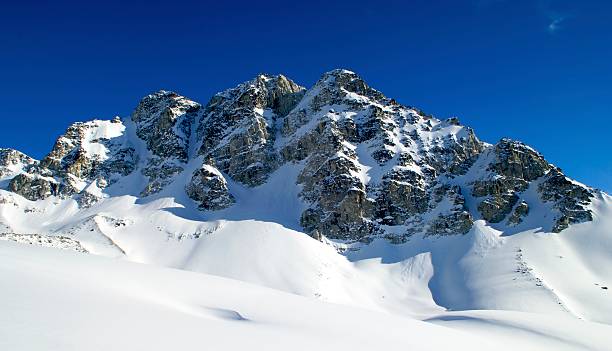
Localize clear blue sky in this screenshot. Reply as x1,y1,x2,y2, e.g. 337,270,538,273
0,0,610,192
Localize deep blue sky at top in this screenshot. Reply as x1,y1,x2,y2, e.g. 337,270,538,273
0,0,610,191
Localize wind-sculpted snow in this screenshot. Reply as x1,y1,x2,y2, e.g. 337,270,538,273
2,232,612,350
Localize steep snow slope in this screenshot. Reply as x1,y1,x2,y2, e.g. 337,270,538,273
2,240,611,351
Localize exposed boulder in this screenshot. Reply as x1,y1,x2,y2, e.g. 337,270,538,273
186,164,235,211
508,200,529,226
428,211,474,236
478,193,519,223
9,173,58,201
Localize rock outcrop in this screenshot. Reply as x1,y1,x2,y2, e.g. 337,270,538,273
471,139,551,224
41,118,137,183
539,168,594,232
132,91,200,195
186,164,235,210
508,200,529,226
8,173,59,201
0,148,36,180
197,74,305,186
280,70,484,241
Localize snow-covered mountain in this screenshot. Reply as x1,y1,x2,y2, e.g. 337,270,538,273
1,69,611,350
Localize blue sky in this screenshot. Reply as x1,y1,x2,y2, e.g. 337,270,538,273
0,0,610,192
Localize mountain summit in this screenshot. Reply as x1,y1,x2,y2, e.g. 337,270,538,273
1,69,598,241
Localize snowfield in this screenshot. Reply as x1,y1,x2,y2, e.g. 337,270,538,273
1,191,611,349
2,240,611,351
1,171,612,351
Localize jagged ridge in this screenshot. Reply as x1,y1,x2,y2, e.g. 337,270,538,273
0,69,599,241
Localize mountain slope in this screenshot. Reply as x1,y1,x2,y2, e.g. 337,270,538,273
0,69,611,349
2,240,611,351
1,69,598,241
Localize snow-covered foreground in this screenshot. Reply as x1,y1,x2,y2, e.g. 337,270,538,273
1,240,610,351
1,176,612,349
2,189,612,319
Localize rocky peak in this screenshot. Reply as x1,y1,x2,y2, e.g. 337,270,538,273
302,69,391,113
471,138,594,231
253,74,305,116
491,138,551,181
40,119,133,179
0,148,36,173
0,69,601,242
0,148,36,166
132,90,200,161
276,70,484,241
316,69,371,94
131,90,202,195
195,74,305,186
205,74,304,116
7,118,137,203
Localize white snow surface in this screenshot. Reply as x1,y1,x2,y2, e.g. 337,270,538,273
2,240,611,351
79,119,126,160
1,185,611,349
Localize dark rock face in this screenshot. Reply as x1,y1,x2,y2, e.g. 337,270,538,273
491,139,550,181
428,211,474,236
426,185,474,235
539,168,594,232
186,165,235,210
132,91,199,161
478,194,519,223
132,91,200,195
375,169,428,225
197,74,305,186
508,200,529,226
472,139,552,224
8,173,58,201
296,146,375,240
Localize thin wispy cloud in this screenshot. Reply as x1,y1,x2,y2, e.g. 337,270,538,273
538,0,572,34
475,0,573,34
547,16,565,33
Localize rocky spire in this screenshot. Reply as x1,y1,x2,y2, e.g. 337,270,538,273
194,74,305,186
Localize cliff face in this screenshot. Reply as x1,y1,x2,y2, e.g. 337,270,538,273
0,69,598,240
